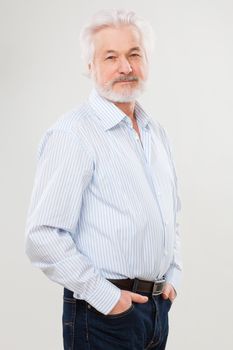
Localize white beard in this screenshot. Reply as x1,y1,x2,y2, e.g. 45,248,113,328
92,75,147,103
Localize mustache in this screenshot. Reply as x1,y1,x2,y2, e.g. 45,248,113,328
112,76,139,83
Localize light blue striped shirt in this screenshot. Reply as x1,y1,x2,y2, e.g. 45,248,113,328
25,88,182,315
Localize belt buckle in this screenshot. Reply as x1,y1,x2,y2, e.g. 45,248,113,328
152,278,165,296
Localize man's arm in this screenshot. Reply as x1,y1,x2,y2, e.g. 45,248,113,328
160,127,183,296
25,128,121,315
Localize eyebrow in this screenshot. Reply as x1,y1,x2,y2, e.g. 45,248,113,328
104,47,142,55
128,46,141,52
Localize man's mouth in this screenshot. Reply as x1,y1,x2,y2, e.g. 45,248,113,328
114,77,138,84
117,81,134,83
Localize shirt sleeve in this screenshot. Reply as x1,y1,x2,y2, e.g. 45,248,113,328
25,128,121,315
161,127,183,295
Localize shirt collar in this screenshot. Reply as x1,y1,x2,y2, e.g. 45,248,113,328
88,88,151,131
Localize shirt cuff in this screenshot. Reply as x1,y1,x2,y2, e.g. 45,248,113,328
165,265,182,296
78,275,122,315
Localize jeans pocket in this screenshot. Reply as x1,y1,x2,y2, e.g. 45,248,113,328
166,298,172,312
62,297,76,350
88,303,135,319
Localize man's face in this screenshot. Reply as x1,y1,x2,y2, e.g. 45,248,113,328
89,25,149,102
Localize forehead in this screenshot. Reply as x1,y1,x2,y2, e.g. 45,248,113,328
92,25,143,54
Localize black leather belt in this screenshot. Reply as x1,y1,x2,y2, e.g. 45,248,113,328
108,277,166,296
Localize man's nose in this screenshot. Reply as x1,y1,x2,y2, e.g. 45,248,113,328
118,57,132,74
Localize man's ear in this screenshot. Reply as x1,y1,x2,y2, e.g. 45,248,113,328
88,62,94,79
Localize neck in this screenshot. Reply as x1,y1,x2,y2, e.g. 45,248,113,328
113,101,136,121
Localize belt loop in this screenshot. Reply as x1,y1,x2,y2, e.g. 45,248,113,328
132,278,139,293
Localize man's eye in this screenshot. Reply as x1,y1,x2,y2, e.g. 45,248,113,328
106,56,116,60
130,53,140,57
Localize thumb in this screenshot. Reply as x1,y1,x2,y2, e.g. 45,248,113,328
162,285,170,300
130,292,148,303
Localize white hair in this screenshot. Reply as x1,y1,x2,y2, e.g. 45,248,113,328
79,9,155,67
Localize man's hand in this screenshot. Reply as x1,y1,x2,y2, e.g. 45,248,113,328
108,290,148,315
162,283,177,302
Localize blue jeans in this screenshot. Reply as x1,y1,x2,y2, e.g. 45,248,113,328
62,287,172,350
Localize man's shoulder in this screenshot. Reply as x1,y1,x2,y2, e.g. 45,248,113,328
149,117,168,141
36,101,95,160
48,101,91,135
41,100,96,145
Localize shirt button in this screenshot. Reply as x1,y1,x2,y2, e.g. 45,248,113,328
87,304,91,309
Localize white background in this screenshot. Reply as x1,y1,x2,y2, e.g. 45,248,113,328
1,0,233,349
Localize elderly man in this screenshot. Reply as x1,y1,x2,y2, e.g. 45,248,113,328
25,9,182,350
